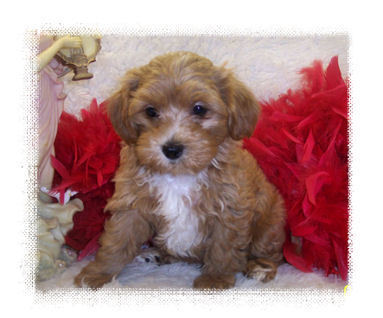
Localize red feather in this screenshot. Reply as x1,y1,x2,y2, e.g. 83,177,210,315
52,99,121,257
244,56,349,280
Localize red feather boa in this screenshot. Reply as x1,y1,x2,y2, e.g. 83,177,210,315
244,56,349,280
52,57,349,278
52,99,121,259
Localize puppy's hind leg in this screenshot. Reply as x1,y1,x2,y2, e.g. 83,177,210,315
248,190,286,283
134,247,179,265
245,258,278,283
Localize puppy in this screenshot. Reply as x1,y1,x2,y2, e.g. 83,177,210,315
75,51,286,289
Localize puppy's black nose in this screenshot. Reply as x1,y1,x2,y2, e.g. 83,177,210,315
162,142,184,160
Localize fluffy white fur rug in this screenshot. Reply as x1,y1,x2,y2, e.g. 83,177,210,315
37,35,348,291
38,252,344,290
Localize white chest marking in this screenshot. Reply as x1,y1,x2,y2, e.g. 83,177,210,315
148,173,206,257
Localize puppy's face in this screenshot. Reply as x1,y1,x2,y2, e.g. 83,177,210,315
108,52,259,175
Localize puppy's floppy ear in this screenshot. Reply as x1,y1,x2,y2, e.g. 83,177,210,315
214,66,260,140
107,69,141,144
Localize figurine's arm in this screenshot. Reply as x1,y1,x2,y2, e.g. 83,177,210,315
37,36,82,72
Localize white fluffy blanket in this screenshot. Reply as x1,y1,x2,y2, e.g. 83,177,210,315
38,253,344,290
38,35,348,291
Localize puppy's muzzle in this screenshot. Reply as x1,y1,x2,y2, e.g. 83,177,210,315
162,142,184,160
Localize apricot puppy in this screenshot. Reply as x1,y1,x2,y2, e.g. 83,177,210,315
75,51,286,289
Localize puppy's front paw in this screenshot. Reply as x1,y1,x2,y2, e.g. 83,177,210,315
193,274,235,289
74,266,114,289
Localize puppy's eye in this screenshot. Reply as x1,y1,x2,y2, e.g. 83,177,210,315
192,103,207,116
145,106,159,118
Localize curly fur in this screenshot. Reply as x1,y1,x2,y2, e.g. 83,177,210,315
75,51,286,289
